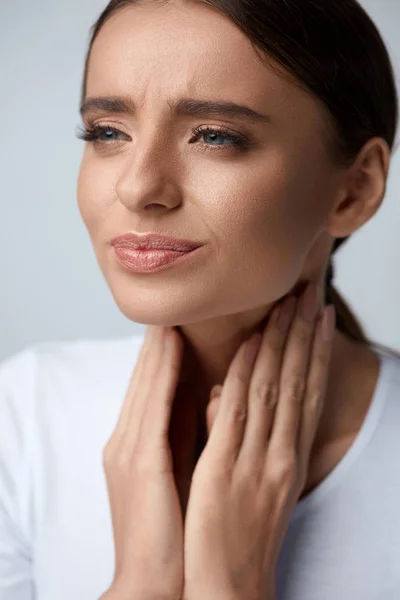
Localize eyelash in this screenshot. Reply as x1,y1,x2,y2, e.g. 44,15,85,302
76,123,251,152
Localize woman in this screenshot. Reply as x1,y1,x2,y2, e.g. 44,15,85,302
1,0,399,599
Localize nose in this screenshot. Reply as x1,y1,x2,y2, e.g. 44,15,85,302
115,133,182,214
117,174,182,213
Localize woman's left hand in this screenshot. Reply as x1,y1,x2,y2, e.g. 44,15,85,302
182,286,335,600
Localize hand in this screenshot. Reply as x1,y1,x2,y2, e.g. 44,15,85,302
102,325,187,600
182,284,335,600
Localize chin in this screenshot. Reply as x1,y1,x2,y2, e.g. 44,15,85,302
109,296,188,328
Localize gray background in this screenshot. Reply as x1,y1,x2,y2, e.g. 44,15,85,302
1,0,399,362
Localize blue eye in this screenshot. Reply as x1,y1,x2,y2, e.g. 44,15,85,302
76,123,251,152
190,125,250,151
76,125,128,143
91,128,118,142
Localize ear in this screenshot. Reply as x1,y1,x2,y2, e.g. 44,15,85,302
325,138,390,240
206,385,223,437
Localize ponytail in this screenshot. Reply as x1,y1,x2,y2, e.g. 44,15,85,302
326,237,400,358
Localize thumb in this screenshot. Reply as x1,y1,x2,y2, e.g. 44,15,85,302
206,384,223,437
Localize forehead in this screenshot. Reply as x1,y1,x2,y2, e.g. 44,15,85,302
86,1,317,126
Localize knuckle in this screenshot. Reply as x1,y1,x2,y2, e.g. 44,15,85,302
307,389,321,413
236,467,262,493
130,453,159,477
294,322,312,345
268,451,297,487
234,366,250,386
102,445,114,466
102,438,120,464
281,375,306,404
229,403,247,424
267,332,285,351
131,458,151,476
104,444,149,473
114,449,134,470
252,380,279,409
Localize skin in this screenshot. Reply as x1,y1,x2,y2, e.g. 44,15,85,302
77,0,390,502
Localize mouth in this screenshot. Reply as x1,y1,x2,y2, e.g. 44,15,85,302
111,232,203,253
113,245,203,273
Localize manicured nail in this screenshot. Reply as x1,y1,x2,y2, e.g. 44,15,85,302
276,296,297,333
245,333,262,364
210,384,223,400
320,305,336,341
301,283,320,323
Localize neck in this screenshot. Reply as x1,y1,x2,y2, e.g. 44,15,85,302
176,301,276,410
175,316,379,466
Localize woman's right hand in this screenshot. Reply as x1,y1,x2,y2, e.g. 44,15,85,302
102,325,185,600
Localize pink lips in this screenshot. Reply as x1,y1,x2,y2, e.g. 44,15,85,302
111,232,202,252
111,231,204,273
113,246,201,273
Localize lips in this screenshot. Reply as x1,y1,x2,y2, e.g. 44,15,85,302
111,232,202,252
113,246,201,273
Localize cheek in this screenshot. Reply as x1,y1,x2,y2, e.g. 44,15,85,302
76,156,115,236
207,159,318,293
199,148,332,313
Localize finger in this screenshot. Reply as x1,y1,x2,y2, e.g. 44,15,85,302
268,283,322,456
205,334,261,472
120,326,167,456
237,296,296,470
206,386,223,436
107,325,156,443
139,327,185,446
297,306,335,472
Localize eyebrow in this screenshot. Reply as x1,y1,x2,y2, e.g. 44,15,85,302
79,96,271,124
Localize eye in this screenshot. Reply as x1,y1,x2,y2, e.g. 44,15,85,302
189,125,251,152
76,124,129,144
75,122,252,153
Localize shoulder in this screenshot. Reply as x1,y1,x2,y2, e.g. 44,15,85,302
0,334,146,543
0,333,146,425
30,332,145,373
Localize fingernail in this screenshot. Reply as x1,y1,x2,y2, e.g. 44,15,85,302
320,305,336,341
276,296,297,333
245,333,262,364
301,283,320,323
210,384,223,400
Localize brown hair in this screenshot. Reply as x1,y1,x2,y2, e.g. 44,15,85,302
79,0,400,356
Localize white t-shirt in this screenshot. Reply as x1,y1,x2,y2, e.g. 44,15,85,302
0,334,400,600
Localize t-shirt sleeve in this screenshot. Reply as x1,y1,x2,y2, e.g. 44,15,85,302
0,349,35,600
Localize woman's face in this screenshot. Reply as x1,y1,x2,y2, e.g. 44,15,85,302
77,1,340,327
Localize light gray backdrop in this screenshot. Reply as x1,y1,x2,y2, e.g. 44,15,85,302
1,0,399,362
